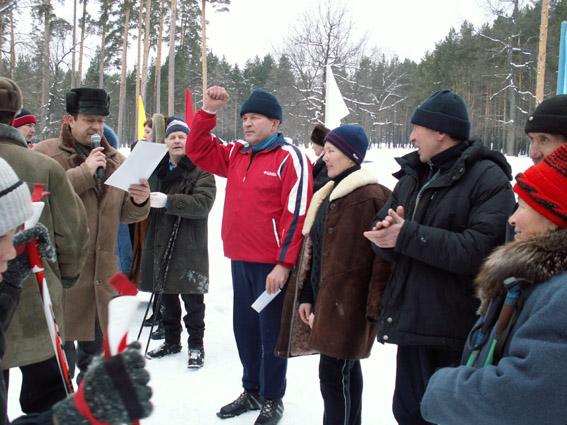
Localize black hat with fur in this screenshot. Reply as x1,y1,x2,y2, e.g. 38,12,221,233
66,87,110,116
311,124,330,147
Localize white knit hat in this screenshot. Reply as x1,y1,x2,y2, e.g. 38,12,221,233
0,158,33,235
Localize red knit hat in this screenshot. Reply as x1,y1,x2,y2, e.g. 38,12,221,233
14,108,37,128
514,143,567,227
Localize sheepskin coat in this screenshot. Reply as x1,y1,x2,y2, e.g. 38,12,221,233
421,228,567,425
275,168,393,360
34,123,150,340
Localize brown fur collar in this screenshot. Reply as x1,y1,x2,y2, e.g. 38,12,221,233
58,122,117,166
302,168,378,235
475,228,567,314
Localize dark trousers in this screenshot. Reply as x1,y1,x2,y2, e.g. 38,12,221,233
231,261,288,400
3,356,67,414
161,293,205,348
63,321,103,384
393,345,462,425
319,354,362,425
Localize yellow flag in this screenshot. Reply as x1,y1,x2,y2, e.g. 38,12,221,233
138,96,146,140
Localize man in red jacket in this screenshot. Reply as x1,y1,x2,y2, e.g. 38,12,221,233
186,86,313,425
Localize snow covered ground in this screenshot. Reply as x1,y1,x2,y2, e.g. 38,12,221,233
7,147,532,424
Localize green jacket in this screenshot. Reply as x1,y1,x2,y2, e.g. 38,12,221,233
0,124,89,368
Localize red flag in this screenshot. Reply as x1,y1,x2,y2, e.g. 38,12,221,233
185,88,194,128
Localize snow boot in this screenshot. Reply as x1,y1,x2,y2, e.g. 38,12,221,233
254,398,284,425
188,347,205,369
216,389,265,419
150,323,165,340
146,342,182,359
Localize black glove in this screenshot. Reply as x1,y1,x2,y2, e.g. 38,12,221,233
53,342,153,425
2,224,55,289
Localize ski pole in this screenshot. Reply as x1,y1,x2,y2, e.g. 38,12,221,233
141,214,182,356
484,277,524,366
25,184,75,395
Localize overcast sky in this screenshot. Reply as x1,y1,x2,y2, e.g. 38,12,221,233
206,0,496,66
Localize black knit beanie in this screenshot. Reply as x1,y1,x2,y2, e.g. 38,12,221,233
240,89,283,123
524,95,567,136
411,89,470,140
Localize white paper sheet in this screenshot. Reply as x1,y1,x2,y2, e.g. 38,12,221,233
251,289,282,313
105,141,169,191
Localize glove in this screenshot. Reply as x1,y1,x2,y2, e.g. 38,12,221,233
150,192,167,208
2,224,56,289
52,342,153,425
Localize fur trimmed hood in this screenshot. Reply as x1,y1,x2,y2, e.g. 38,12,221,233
302,168,378,235
475,228,567,314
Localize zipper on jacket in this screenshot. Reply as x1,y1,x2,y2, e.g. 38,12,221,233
412,168,440,220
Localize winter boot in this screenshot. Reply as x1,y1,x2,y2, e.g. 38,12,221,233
146,342,182,359
143,311,162,327
254,398,284,425
150,323,165,340
216,389,265,419
188,347,205,369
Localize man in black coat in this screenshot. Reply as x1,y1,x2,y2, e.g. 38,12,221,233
139,116,216,368
364,89,516,425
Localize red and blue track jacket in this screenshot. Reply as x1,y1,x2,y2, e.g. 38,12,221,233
186,110,313,269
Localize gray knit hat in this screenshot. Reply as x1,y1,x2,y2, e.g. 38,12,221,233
0,158,33,235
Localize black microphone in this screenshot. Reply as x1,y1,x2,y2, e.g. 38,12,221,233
91,134,105,183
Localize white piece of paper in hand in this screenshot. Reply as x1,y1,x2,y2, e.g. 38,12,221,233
252,289,282,313
105,141,168,191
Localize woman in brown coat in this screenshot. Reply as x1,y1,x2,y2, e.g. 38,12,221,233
276,126,393,425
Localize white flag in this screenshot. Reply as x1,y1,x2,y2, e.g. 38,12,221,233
325,65,349,129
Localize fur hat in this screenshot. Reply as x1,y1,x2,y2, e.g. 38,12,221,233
66,87,110,116
14,108,36,128
324,125,369,165
524,95,567,136
165,116,189,139
411,89,470,140
311,124,330,147
0,157,33,235
0,77,22,114
240,89,283,123
514,143,567,227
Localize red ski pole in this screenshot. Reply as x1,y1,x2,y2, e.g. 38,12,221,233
25,184,74,395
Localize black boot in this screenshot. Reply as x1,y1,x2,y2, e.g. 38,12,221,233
216,389,265,419
146,342,182,359
188,346,205,369
254,398,284,425
150,323,165,340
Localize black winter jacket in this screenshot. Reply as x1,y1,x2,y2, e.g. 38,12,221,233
372,140,516,350
139,155,216,295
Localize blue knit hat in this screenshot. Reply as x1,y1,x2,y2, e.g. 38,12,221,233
103,124,119,149
240,89,283,123
324,125,369,165
411,89,470,140
165,116,190,138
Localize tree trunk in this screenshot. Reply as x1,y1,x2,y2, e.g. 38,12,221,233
140,0,151,104
10,8,15,79
168,0,177,116
71,0,77,87
78,0,88,85
97,0,109,88
40,0,51,132
118,7,131,145
201,0,207,96
505,0,519,156
155,0,165,114
135,0,143,136
536,0,550,105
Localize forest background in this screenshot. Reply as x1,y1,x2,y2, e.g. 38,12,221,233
1,0,564,155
